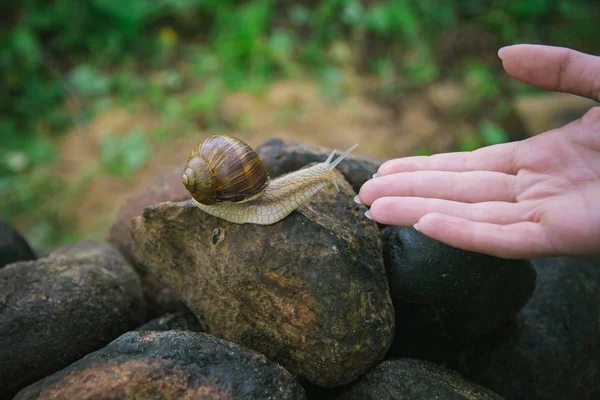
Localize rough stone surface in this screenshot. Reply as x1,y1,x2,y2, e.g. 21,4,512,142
457,256,600,400
255,138,383,193
0,220,36,268
382,227,536,361
131,171,394,387
336,359,504,400
108,167,190,318
0,240,146,399
136,309,204,332
16,330,306,400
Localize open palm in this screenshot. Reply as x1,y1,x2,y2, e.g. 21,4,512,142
358,44,600,259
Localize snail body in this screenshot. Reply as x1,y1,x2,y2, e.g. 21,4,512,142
182,136,358,225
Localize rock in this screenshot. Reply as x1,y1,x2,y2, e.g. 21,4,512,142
0,220,36,268
131,170,395,387
255,138,383,193
336,359,505,400
382,227,536,361
136,309,204,332
16,330,306,400
457,256,600,400
108,167,190,319
0,240,146,398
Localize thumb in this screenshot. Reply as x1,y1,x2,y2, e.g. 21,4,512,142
499,44,600,102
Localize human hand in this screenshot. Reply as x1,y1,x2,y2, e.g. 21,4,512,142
357,44,600,259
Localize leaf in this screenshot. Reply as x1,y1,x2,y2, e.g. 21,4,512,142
10,26,42,68
458,134,482,152
68,65,111,97
464,61,499,100
100,130,151,177
365,5,390,34
184,79,223,115
289,5,311,25
342,0,364,25
479,120,509,146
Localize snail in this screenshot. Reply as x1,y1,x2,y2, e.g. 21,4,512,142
182,135,358,224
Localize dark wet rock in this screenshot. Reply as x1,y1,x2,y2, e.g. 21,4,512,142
382,227,536,361
131,170,394,387
299,380,339,400
16,330,306,400
336,359,504,400
108,167,190,319
256,138,383,193
457,256,600,400
137,309,204,332
0,240,146,399
0,220,36,267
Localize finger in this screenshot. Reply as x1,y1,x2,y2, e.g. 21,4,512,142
368,197,524,226
359,170,517,205
376,142,520,176
499,44,600,102
415,213,552,259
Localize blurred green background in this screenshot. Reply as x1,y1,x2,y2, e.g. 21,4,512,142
1,0,599,249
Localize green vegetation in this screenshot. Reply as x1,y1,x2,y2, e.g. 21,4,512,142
2,0,599,248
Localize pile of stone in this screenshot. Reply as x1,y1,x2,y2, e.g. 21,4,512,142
1,139,598,399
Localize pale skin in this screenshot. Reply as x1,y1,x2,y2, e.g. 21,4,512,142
357,44,600,259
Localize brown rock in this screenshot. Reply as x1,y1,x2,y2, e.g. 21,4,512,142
108,167,190,318
16,331,306,400
0,240,146,399
255,138,383,192
130,171,394,387
336,359,505,400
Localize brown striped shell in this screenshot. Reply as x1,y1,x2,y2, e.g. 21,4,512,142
182,136,269,205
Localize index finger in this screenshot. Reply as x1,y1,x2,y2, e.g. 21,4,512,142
499,44,600,102
377,141,520,176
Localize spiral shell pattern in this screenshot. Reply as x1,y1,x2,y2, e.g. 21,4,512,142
183,136,269,205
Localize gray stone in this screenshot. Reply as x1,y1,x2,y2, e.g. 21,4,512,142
0,240,146,398
458,256,600,399
16,331,306,400
336,359,504,400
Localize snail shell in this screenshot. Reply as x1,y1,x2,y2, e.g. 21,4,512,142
182,136,270,205
183,135,358,224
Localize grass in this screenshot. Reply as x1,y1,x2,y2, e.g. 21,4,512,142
2,0,599,248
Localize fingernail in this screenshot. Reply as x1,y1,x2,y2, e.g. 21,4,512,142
353,195,362,204
498,47,507,60
365,210,372,220
413,223,420,232
372,173,378,178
